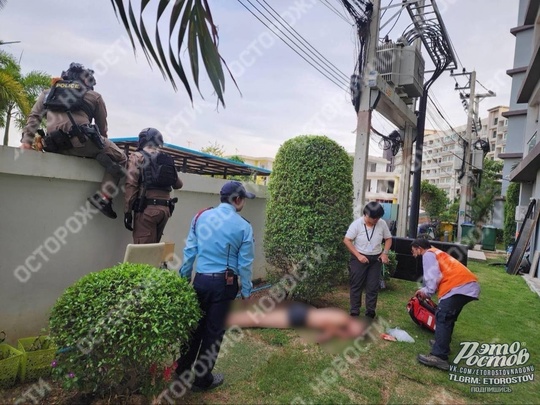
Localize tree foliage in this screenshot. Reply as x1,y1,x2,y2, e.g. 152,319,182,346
420,180,448,220
200,141,225,157
467,158,503,225
0,50,50,145
264,135,353,302
49,263,201,397
439,199,459,223
110,0,235,106
504,181,520,247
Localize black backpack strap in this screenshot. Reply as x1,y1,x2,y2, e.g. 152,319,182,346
80,99,95,121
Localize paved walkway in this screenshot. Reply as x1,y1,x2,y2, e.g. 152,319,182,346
523,274,540,298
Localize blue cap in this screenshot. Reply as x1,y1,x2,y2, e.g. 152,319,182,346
220,181,255,199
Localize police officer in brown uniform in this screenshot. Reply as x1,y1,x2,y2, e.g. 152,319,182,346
20,62,126,219
123,128,183,244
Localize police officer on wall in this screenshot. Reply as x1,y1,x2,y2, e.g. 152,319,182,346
176,181,255,391
20,62,126,219
123,128,183,244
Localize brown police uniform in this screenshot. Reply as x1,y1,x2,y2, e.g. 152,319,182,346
21,88,126,195
124,148,183,244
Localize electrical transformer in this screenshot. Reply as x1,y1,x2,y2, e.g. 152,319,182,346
375,42,425,100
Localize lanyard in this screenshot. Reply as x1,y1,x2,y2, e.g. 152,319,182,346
364,222,376,242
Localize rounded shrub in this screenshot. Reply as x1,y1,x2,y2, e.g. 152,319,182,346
48,263,201,397
264,135,353,302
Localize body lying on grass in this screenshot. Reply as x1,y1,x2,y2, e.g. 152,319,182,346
226,302,370,343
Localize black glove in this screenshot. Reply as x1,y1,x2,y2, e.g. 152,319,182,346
124,212,133,231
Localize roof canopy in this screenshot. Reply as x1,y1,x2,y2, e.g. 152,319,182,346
112,138,271,178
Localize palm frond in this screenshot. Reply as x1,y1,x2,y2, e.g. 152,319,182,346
110,0,236,106
0,71,29,115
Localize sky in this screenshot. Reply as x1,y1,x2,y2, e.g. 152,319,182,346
0,0,518,158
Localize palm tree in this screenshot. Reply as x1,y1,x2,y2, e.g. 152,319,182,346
0,50,50,145
110,0,232,106
1,1,228,106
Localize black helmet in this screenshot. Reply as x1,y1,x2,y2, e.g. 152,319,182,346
138,128,164,150
61,62,96,90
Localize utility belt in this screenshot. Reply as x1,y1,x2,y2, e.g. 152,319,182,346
133,197,178,215
197,269,237,285
42,124,105,152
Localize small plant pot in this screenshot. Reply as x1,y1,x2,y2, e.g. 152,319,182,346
0,343,23,388
17,336,56,382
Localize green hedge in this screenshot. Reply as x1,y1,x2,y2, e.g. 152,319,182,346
264,135,353,302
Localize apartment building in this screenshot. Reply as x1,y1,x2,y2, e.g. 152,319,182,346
228,155,274,185
421,128,463,202
392,106,508,202
504,0,540,279
364,155,400,203
237,152,399,202
501,1,536,198
486,106,510,161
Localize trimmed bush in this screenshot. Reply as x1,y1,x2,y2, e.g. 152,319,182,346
264,135,353,302
48,263,201,397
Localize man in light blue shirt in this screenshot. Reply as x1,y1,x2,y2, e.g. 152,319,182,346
176,181,255,391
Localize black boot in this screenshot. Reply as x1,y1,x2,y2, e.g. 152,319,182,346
88,193,117,219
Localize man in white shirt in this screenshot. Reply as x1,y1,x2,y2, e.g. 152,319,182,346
343,202,392,319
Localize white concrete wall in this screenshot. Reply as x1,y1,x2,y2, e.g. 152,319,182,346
0,146,269,343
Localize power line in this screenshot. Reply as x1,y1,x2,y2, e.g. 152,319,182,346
427,94,467,144
476,79,492,93
446,34,464,71
381,1,403,39
423,114,482,172
236,0,350,90
319,0,353,24
256,0,350,81
380,0,394,20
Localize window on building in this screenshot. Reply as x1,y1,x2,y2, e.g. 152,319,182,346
369,163,377,172
492,130,496,138
494,117,498,125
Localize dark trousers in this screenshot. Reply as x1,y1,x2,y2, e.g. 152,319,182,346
349,254,381,317
431,294,476,360
175,273,238,387
133,206,170,244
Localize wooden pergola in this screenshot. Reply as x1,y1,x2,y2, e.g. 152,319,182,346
112,138,271,178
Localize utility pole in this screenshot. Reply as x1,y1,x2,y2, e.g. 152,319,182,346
352,0,380,218
396,124,414,235
455,70,476,241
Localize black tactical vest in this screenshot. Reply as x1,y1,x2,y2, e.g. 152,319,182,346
141,151,177,191
43,80,92,118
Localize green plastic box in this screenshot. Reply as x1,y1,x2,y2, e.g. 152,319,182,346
17,336,56,382
0,343,23,388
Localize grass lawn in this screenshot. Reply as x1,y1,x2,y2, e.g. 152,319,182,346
1,257,538,404
186,258,539,405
